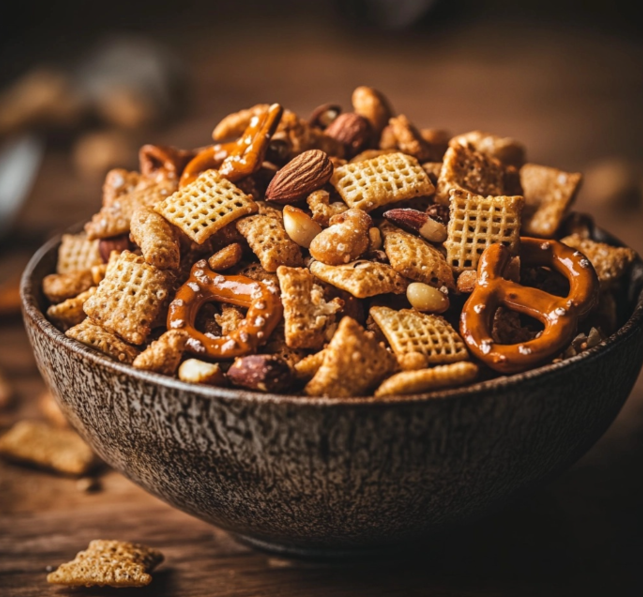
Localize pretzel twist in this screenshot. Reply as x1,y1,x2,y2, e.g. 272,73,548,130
180,103,284,187
460,237,599,373
167,260,282,360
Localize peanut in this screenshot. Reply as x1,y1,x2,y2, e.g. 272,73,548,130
406,282,449,313
178,359,227,386
283,205,322,248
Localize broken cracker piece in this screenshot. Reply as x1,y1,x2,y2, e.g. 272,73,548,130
132,330,189,375
46,287,96,331
47,539,163,588
130,206,180,270
375,362,479,397
66,319,140,364
305,317,396,397
0,420,96,476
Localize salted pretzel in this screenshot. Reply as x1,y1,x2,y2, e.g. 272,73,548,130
460,237,599,373
180,103,284,187
167,259,282,360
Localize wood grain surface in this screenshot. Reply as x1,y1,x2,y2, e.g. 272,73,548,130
1,15,643,596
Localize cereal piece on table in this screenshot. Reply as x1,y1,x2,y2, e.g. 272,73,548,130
374,362,479,397
236,214,304,272
233,262,279,287
66,319,140,363
130,207,180,270
435,143,520,205
370,306,469,365
306,189,347,227
215,305,246,336
294,350,326,380
155,169,257,244
450,131,526,168
457,269,477,294
83,251,173,345
305,317,397,397
521,163,582,237
57,233,102,274
178,359,226,385
86,179,177,240
47,287,97,330
561,234,636,289
310,260,408,298
380,221,455,290
331,152,434,212
42,270,94,304
208,243,244,272
277,266,343,350
445,190,524,274
388,114,435,163
0,420,97,476
132,330,189,375
38,390,68,428
47,539,164,588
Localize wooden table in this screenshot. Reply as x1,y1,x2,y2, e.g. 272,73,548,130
2,15,643,596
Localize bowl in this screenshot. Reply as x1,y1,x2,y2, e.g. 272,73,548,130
20,225,643,557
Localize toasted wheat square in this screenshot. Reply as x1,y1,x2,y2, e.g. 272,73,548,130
445,190,523,274
374,361,479,397
0,420,97,476
561,234,636,289
435,143,520,205
57,233,102,274
370,306,468,365
66,319,140,363
380,221,455,290
277,266,343,350
83,251,173,345
47,287,97,331
450,131,526,168
47,539,164,587
310,260,408,298
331,152,434,211
130,207,180,270
155,169,257,244
42,270,95,304
236,214,303,272
305,317,397,397
132,330,189,375
521,163,582,237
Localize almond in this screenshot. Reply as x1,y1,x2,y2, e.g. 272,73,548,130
308,103,342,129
383,208,447,243
323,113,371,158
227,355,292,392
265,149,333,204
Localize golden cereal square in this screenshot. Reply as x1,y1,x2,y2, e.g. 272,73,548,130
83,251,173,345
445,190,524,273
66,319,140,363
276,266,342,350
57,233,103,274
370,306,468,364
449,131,526,168
309,260,408,298
305,317,397,397
435,143,515,205
380,222,455,290
0,420,97,476
132,330,189,375
331,152,434,211
155,169,257,244
236,215,303,272
521,163,582,237
374,362,479,397
47,287,97,331
47,540,164,587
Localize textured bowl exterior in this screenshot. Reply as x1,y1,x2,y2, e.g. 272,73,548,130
21,231,643,554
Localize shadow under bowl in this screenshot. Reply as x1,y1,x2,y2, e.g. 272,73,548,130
20,226,643,557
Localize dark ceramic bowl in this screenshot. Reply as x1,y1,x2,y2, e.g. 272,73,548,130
21,225,643,557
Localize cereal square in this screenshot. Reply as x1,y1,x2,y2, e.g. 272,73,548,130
57,233,102,274
370,306,468,364
449,131,526,168
331,152,434,211
83,251,174,345
277,266,343,350
132,330,189,375
521,163,582,237
155,169,257,244
445,190,524,273
310,260,408,298
66,319,141,363
305,317,397,397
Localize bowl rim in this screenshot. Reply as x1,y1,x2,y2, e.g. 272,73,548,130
21,226,643,407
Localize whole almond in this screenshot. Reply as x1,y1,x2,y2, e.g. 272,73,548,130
227,355,292,392
323,113,371,158
265,149,333,204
